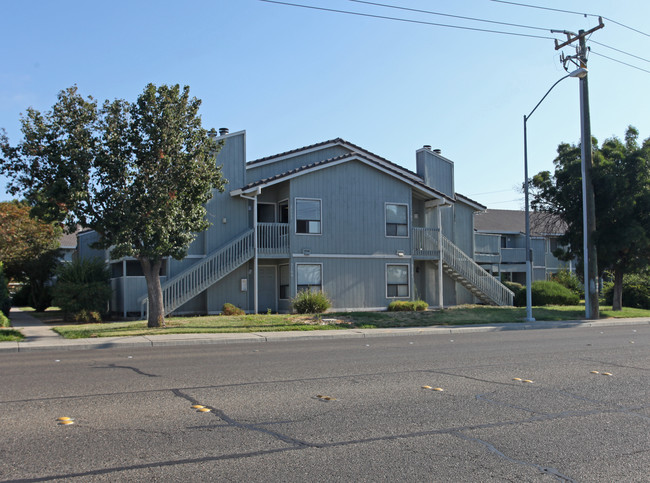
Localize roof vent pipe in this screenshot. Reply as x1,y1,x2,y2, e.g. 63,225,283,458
423,145,432,150
433,149,442,154
219,127,229,136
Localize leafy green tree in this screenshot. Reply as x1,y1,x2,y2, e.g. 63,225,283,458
531,126,650,311
1,84,225,326
0,201,62,311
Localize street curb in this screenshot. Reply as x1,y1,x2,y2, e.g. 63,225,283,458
1,318,648,353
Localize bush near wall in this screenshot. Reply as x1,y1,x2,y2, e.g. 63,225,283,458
513,280,579,306
387,300,428,312
222,303,245,315
291,290,332,314
603,274,650,309
550,269,583,296
504,282,525,306
53,258,112,320
0,264,10,318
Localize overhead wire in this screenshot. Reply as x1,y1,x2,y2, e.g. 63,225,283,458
588,40,650,64
488,0,650,38
348,0,553,32
261,0,650,74
590,51,650,74
259,0,557,40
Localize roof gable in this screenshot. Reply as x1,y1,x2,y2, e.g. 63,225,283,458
232,152,454,203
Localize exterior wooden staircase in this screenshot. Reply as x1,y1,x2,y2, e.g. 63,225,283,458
140,229,255,318
440,234,513,306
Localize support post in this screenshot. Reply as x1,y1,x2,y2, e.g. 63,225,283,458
437,205,444,308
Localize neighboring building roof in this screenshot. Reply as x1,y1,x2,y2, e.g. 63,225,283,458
59,228,82,249
233,152,456,203
474,209,567,236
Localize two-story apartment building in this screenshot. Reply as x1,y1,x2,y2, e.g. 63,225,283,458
474,209,575,284
79,130,513,316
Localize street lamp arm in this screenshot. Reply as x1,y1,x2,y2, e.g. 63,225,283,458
525,74,570,121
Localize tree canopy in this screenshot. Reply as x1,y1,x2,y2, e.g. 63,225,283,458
531,126,650,310
1,84,226,326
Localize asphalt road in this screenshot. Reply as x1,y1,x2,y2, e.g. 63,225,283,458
0,325,648,482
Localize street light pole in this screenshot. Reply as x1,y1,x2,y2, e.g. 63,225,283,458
523,69,587,322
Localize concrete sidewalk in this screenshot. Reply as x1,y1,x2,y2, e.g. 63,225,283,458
0,308,648,354
5,307,63,341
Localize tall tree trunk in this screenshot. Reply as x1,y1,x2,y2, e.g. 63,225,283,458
141,257,165,327
612,266,624,311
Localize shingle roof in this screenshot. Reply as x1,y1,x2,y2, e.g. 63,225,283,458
236,151,455,203
474,209,567,236
245,137,480,208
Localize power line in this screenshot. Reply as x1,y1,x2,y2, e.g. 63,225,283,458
588,40,650,64
348,0,552,32
590,51,650,75
489,0,650,38
259,0,556,40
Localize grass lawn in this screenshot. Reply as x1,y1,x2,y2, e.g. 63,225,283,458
44,304,650,339
0,329,24,342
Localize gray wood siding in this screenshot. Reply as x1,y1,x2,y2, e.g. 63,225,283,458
205,265,250,313
452,202,476,256
288,161,413,256
246,146,352,181
77,231,107,261
293,257,413,310
204,132,251,254
416,149,454,198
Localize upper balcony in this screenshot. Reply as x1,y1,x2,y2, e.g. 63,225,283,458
258,223,289,256
412,227,441,259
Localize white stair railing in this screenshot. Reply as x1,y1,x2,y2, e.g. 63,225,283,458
140,229,255,317
440,234,513,306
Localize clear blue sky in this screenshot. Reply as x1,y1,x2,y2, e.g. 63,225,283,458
2,0,648,209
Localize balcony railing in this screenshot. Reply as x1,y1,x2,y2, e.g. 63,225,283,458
258,223,289,255
412,227,440,258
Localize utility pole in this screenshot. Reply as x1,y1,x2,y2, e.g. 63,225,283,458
554,19,603,319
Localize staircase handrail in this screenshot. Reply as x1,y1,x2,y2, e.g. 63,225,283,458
440,234,514,306
140,229,255,317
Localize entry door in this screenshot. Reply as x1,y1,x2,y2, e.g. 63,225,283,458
258,266,277,313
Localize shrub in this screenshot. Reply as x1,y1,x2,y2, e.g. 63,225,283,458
10,284,31,307
53,258,112,320
222,303,245,315
603,273,650,309
0,311,9,328
550,269,583,296
514,280,579,307
503,282,525,306
71,310,103,323
291,290,332,314
388,300,428,312
0,263,10,317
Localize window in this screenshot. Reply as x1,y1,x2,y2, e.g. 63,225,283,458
386,203,408,237
279,264,290,299
296,199,321,234
279,200,289,224
387,264,409,298
548,238,560,253
296,264,322,293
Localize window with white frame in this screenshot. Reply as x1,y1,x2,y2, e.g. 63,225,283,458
296,198,321,234
296,264,322,293
386,203,408,237
279,264,290,299
386,264,409,298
